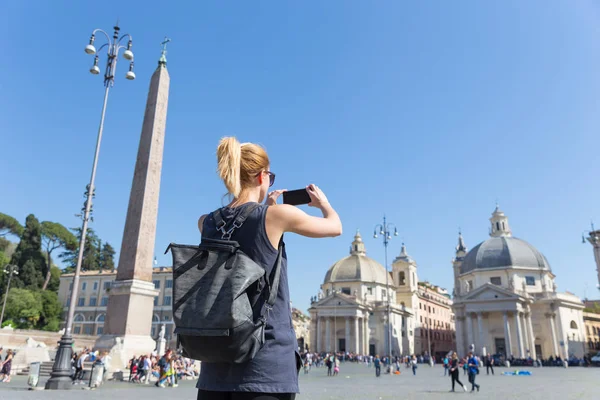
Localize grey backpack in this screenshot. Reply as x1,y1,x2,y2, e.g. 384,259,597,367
165,204,283,363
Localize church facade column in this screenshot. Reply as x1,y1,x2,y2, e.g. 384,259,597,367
521,313,530,356
466,313,474,352
345,317,351,353
514,312,525,357
364,313,370,355
354,316,360,354
325,317,331,352
316,316,321,352
526,313,537,360
455,316,464,356
476,312,484,355
503,312,513,357
547,313,559,357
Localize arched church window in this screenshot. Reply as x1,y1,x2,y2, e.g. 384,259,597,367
74,314,84,322
496,222,500,231
502,222,506,230
570,321,578,329
96,313,105,322
399,271,406,285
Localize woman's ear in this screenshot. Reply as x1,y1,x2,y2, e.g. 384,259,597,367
258,173,263,185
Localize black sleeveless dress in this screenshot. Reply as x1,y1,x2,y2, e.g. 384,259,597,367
197,203,300,393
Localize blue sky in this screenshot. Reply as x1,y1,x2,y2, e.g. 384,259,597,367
2,1,600,314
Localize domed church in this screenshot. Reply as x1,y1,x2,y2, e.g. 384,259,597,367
452,206,586,359
308,232,413,356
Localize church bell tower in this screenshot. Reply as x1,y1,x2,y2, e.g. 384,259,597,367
392,243,418,293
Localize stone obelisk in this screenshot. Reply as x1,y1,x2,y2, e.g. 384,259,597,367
96,40,170,368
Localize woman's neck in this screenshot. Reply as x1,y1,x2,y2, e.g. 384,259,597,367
229,188,262,207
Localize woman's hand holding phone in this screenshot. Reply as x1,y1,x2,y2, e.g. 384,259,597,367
266,189,287,206
306,184,329,209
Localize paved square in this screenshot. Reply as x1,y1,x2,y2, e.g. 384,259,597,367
1,364,597,399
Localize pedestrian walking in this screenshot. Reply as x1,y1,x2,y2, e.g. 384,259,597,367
374,355,381,377
333,358,340,376
194,137,342,400
449,352,467,392
411,355,418,376
467,352,481,392
326,354,334,376
0,349,13,383
443,355,449,376
485,354,494,375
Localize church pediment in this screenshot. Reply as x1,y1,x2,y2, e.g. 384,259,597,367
463,283,520,302
314,294,360,308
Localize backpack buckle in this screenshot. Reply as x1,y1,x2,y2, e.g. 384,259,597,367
265,304,273,318
220,220,243,240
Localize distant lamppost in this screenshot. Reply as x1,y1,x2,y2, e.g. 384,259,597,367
373,216,398,363
0,265,18,326
45,24,135,391
582,222,600,291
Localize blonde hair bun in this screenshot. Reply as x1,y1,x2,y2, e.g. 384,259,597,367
216,137,270,198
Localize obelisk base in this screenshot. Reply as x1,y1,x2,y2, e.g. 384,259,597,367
95,279,159,376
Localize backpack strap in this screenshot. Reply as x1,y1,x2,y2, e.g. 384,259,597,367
265,236,284,309
212,203,261,240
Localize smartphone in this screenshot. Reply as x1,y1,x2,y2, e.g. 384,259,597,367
282,189,311,206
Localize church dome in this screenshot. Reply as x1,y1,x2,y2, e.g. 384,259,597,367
460,207,551,274
323,231,390,285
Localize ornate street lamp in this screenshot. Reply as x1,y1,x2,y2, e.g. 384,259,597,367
0,265,18,326
373,216,398,369
582,222,600,291
46,23,135,390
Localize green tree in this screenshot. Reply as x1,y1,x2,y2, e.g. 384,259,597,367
0,252,8,270
0,237,10,252
60,227,101,272
40,221,77,290
38,290,62,330
99,242,116,272
48,266,61,293
2,288,42,329
9,214,45,290
0,212,24,238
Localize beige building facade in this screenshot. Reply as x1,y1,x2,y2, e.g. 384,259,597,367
58,267,176,347
392,244,455,358
583,312,600,355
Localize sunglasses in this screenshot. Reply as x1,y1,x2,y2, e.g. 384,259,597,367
257,170,276,187
265,171,276,187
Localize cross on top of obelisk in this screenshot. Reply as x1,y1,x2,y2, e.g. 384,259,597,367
159,36,171,66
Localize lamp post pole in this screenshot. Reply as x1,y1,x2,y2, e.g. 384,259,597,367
374,216,398,371
582,222,600,292
0,265,18,326
45,24,136,390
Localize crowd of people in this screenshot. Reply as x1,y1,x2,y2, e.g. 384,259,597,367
298,350,486,392
69,347,198,387
127,349,199,387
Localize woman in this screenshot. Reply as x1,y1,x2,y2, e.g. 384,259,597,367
0,349,13,383
197,137,342,400
449,352,466,392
